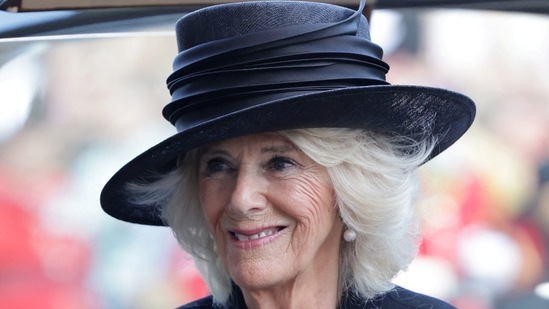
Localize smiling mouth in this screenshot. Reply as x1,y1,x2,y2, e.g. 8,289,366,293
231,227,284,241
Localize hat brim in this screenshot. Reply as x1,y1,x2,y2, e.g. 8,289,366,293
100,85,475,226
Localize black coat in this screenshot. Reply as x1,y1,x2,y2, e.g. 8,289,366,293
175,285,456,309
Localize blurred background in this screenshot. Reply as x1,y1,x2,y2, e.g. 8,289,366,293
1,6,548,309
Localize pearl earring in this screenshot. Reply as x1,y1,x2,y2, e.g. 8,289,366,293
343,228,356,242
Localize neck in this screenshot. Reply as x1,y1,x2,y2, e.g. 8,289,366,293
239,254,341,309
242,279,340,309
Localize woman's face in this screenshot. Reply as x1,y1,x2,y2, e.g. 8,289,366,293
198,133,343,291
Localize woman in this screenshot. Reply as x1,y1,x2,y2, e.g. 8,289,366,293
100,0,475,308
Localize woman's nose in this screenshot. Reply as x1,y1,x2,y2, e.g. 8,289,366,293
228,168,267,214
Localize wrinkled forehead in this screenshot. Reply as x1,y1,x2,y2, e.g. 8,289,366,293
198,132,299,156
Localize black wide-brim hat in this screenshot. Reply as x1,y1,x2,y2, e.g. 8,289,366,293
101,0,476,226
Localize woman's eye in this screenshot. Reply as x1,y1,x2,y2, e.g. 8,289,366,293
268,156,295,171
205,158,230,174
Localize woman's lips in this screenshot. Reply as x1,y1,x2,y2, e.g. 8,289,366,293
231,227,284,241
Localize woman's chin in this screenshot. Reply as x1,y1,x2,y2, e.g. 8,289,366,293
228,250,292,290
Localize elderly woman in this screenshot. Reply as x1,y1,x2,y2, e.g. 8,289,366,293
100,0,475,308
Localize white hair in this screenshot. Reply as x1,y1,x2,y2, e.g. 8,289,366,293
129,128,436,306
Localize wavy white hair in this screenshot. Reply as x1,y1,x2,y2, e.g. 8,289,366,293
130,128,436,306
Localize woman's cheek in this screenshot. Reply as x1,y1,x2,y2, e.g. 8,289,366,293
199,180,221,226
